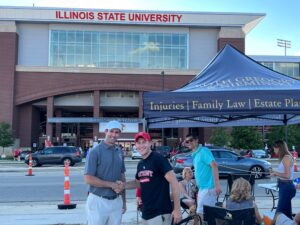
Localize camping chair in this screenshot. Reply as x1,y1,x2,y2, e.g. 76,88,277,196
203,205,256,225
180,199,190,216
173,214,202,225
224,173,255,201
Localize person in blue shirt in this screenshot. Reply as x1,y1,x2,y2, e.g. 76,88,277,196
184,134,221,216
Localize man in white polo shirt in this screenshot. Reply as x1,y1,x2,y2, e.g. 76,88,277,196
84,120,126,225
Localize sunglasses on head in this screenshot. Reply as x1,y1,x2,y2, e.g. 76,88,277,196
185,138,194,144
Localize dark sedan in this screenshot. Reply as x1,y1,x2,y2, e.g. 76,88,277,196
25,146,82,167
170,148,272,179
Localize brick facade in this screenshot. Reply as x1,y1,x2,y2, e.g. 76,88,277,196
0,32,18,133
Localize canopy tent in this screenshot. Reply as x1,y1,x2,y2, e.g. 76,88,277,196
143,44,300,129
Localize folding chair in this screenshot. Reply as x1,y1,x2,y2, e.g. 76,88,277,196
173,214,202,225
203,205,256,225
180,199,190,216
224,173,255,201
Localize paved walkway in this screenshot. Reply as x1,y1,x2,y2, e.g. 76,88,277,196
1,197,300,225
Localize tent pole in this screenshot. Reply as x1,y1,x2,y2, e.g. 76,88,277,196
285,125,288,144
284,114,288,144
161,71,165,146
143,118,147,132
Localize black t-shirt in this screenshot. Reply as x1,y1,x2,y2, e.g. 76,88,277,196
135,152,173,220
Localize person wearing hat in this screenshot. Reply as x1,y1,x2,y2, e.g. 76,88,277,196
184,133,221,217
84,120,126,225
125,131,182,225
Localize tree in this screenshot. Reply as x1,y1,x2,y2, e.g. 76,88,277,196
209,127,230,147
230,126,263,150
0,122,14,157
266,125,300,150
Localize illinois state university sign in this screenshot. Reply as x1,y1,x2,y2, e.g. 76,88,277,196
55,10,183,23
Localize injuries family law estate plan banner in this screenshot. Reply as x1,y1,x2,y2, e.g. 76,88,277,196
145,92,300,115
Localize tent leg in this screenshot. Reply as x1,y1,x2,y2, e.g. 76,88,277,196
285,125,288,144
284,114,288,144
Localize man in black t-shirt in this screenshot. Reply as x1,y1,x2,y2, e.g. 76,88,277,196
126,132,181,225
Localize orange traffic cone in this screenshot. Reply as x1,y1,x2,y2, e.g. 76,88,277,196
25,154,34,176
58,161,76,209
294,156,298,172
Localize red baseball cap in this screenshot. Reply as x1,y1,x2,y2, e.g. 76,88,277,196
134,132,151,142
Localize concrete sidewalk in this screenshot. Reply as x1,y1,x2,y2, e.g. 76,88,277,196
1,197,300,225
1,199,138,225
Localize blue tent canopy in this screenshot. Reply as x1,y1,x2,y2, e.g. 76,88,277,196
143,44,300,128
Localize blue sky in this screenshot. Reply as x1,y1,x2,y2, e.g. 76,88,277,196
0,0,299,56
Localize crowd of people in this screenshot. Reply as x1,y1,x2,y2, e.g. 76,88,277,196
84,119,300,225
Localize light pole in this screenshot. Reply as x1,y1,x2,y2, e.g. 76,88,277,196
277,39,291,56
161,71,165,146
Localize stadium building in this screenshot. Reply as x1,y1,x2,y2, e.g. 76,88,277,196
0,6,266,149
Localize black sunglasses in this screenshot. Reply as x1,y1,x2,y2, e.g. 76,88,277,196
185,138,194,144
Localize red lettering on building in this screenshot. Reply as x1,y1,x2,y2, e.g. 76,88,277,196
55,11,95,20
55,11,183,23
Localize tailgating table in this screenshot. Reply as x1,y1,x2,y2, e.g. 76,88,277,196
258,183,278,211
258,183,300,212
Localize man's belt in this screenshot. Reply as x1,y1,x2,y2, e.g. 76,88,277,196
100,195,119,200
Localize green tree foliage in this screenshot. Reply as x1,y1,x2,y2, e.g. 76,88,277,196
266,125,300,150
0,122,14,154
230,126,263,150
209,127,230,147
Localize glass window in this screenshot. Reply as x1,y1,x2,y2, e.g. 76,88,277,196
50,30,188,69
260,62,299,79
43,149,54,154
163,34,172,46
67,31,76,43
59,31,67,43
84,32,92,43
52,31,59,42
219,151,237,159
67,44,75,55
76,32,83,42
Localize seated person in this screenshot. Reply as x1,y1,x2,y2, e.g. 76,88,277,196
179,167,197,213
223,177,262,224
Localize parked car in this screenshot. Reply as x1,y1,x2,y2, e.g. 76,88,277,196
19,150,32,160
155,146,171,158
170,147,272,179
131,150,142,160
170,147,191,158
245,149,270,159
25,146,82,167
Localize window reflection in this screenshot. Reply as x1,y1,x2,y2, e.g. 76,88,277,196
49,30,187,69
261,62,300,79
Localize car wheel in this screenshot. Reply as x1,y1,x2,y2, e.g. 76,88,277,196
32,159,39,167
250,166,264,179
63,158,73,166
